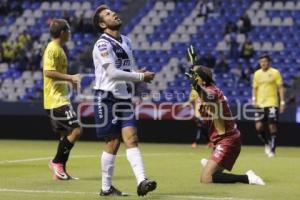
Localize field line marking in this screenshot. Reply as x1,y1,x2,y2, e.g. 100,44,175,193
0,153,196,164
0,188,253,200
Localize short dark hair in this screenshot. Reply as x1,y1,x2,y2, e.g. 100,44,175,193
49,19,69,38
259,54,271,62
93,5,109,33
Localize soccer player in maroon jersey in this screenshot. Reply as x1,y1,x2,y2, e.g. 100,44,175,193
185,65,265,185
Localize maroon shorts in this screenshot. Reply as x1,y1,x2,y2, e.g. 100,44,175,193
209,134,241,171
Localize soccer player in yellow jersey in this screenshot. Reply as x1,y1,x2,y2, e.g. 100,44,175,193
252,54,285,157
43,19,82,180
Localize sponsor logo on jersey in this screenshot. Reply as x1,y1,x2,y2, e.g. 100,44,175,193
97,43,108,52
115,59,131,68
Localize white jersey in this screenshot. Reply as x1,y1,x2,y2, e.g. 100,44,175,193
93,33,137,99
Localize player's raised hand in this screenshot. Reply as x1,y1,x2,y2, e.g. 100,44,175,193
143,71,155,83
187,45,197,65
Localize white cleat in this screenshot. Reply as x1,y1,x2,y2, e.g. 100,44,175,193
200,158,208,167
267,151,275,158
246,170,266,186
265,144,271,156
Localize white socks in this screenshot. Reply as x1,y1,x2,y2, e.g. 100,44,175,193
101,151,116,191
126,147,146,185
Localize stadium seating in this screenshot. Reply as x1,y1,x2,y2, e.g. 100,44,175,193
0,0,299,104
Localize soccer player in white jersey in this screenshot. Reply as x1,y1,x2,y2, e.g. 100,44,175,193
92,5,157,196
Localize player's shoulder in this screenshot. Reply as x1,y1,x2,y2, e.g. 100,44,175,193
190,89,199,96
94,37,112,53
121,34,131,42
253,68,263,76
206,85,219,95
45,41,59,51
95,37,110,46
44,41,61,57
270,67,281,74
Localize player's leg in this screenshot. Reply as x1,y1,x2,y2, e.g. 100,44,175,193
268,123,277,157
94,91,127,196
255,108,271,155
192,118,202,148
122,126,157,196
49,105,82,180
99,136,127,196
266,107,279,157
201,159,249,184
255,121,271,155
200,159,265,185
201,140,248,184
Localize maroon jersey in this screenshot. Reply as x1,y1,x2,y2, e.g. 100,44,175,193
197,85,240,145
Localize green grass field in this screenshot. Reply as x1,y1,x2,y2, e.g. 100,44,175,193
0,140,299,200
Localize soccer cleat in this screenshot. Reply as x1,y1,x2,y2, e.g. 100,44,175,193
137,179,157,196
48,160,69,180
66,172,79,180
246,170,266,186
264,144,271,156
200,158,208,167
100,186,128,196
267,151,275,158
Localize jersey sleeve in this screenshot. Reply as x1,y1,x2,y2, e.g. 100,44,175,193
189,89,198,102
274,70,283,86
94,39,115,65
204,87,218,101
43,46,59,71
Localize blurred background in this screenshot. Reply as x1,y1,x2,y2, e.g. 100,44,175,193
0,0,299,145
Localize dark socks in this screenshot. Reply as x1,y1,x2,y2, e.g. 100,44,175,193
195,129,201,143
270,133,277,152
212,172,249,184
257,130,269,145
53,137,74,164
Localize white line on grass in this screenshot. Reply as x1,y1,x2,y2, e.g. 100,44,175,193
0,188,253,200
0,153,196,164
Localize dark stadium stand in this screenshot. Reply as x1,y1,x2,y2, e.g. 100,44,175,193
0,0,300,104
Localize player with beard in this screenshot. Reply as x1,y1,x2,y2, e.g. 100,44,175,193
92,5,157,196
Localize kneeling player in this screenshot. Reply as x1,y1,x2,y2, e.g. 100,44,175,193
185,65,265,185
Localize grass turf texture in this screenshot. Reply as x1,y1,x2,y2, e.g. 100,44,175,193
0,140,299,200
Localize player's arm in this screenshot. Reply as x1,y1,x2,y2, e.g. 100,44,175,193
43,47,80,85
252,87,258,106
96,40,154,83
44,71,80,84
276,71,285,112
252,72,258,106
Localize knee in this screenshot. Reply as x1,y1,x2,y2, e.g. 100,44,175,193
72,127,82,138
268,124,277,133
124,133,139,147
105,138,120,154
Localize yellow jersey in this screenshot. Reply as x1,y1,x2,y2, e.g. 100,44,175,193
253,67,283,108
189,89,201,118
43,41,70,109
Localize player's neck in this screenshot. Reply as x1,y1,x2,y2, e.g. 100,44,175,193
104,30,121,41
262,66,270,71
52,38,65,46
